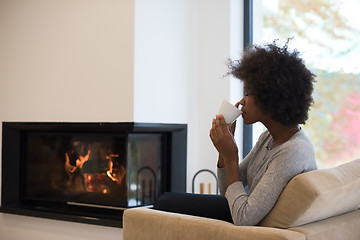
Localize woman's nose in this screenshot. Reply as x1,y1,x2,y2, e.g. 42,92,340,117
235,101,242,108
239,97,245,106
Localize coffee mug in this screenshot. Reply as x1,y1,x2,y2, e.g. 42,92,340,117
218,99,242,124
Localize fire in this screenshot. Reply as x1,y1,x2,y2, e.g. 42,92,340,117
106,154,126,183
64,142,126,194
107,170,116,181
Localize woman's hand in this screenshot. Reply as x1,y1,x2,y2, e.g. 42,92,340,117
229,101,241,135
210,114,239,166
211,101,241,167
210,114,241,187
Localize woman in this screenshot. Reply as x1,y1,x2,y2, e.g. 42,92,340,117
210,40,317,225
155,40,317,226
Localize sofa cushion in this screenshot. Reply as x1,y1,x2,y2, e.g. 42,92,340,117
288,210,360,240
260,158,360,228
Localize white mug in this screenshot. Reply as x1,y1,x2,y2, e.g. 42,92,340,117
218,99,242,124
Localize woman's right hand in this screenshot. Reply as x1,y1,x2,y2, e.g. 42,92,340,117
229,101,241,136
210,114,239,166
214,101,241,168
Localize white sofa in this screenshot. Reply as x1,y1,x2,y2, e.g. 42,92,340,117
123,158,360,240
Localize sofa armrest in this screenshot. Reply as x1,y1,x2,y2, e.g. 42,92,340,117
123,208,305,240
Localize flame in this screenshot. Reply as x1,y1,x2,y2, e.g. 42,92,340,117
64,142,126,194
107,170,116,182
106,156,126,183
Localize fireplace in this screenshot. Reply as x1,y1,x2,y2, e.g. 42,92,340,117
1,122,187,227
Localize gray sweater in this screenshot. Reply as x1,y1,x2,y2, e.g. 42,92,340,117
217,129,317,226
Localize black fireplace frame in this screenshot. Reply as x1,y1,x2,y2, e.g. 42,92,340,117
0,122,187,227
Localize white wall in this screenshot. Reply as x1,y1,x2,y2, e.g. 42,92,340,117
134,0,242,193
0,0,135,123
0,0,242,239
0,0,133,239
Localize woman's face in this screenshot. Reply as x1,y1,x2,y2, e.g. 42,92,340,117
239,87,266,125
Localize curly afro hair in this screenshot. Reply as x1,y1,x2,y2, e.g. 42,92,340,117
229,40,316,126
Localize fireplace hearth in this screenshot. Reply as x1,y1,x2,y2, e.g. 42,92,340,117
1,122,187,227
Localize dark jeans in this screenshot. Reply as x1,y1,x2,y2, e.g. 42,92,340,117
153,192,233,223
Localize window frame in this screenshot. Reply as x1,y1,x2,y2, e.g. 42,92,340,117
242,0,253,158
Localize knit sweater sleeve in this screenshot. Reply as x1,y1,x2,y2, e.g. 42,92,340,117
217,145,252,196
217,131,267,197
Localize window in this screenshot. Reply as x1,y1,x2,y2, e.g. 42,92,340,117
248,0,360,168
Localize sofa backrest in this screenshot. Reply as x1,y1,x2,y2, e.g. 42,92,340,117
260,158,360,228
